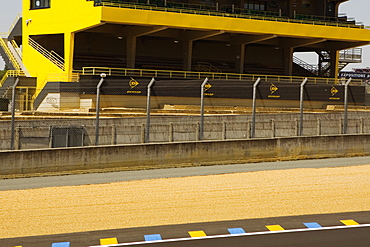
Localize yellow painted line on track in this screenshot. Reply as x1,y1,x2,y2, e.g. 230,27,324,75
100,237,118,245
266,225,285,231
188,230,207,237
340,219,360,226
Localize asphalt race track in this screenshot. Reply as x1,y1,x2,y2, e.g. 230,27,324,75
1,156,369,247
112,226,370,247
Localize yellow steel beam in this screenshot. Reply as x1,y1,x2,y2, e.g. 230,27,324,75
101,8,370,43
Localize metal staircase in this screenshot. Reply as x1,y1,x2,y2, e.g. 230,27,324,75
28,37,65,71
0,35,22,71
293,48,363,77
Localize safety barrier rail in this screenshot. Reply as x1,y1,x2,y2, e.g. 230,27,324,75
11,39,22,58
47,72,80,82
81,67,363,85
0,70,26,87
293,56,318,75
28,37,65,71
0,32,8,38
0,37,22,71
339,48,362,63
7,13,22,34
96,1,367,29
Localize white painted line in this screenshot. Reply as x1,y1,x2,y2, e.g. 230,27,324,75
88,224,370,247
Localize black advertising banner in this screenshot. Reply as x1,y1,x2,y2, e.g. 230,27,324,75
79,76,151,96
256,83,300,100
77,76,365,104
305,85,365,103
151,79,204,98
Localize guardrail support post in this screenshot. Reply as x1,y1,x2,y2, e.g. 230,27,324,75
145,77,156,143
251,77,261,138
200,77,209,141
95,73,106,146
10,77,20,150
343,78,352,134
299,78,308,136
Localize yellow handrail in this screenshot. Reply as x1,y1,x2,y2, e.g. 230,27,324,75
81,67,363,85
0,70,26,87
0,37,22,71
46,72,80,82
7,13,22,34
28,37,65,71
11,39,22,57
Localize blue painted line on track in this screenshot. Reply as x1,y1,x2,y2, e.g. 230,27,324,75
304,222,322,228
228,228,246,234
51,242,70,247
144,234,163,241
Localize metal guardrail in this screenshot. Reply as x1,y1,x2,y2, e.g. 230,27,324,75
97,1,367,29
0,70,26,87
46,72,80,82
11,39,22,58
0,37,22,71
0,32,8,38
28,37,65,71
81,67,364,85
293,56,318,75
7,13,21,34
339,48,362,63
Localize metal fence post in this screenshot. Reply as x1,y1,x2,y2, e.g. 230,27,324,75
111,125,116,145
196,122,200,141
10,77,20,150
95,73,106,146
222,121,227,140
299,78,308,136
343,78,352,134
145,78,156,143
200,78,209,141
169,122,174,142
141,123,146,143
251,77,261,138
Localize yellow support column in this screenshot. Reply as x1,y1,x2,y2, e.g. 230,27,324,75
284,47,294,76
235,44,245,74
64,32,75,74
182,40,193,71
126,36,137,69
329,50,339,79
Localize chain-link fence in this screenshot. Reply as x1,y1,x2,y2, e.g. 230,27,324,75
0,76,369,151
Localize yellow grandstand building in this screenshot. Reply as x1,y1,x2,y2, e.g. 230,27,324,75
1,0,370,111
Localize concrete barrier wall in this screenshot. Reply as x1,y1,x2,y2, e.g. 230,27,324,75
1,113,370,150
1,134,369,176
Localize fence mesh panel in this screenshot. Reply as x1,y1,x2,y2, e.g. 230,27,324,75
0,77,369,151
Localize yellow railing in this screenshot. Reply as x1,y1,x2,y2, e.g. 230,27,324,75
30,72,80,100
28,37,65,71
0,70,26,87
11,39,22,58
7,13,21,34
46,72,80,82
81,67,363,85
0,37,22,71
98,2,366,29
14,86,36,111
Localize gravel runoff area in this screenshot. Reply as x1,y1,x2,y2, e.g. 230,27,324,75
1,164,370,239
